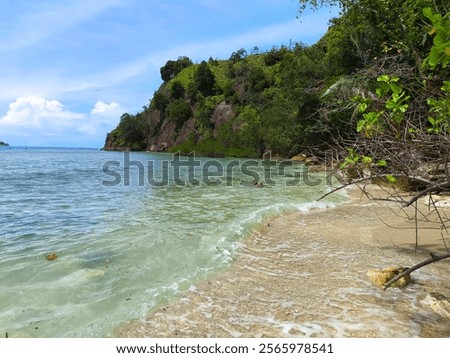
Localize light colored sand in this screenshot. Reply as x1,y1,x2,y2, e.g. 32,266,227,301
117,185,450,337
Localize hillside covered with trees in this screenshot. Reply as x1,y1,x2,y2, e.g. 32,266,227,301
104,0,449,161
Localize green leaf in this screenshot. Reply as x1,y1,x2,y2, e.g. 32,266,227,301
442,81,450,92
358,102,368,113
386,174,397,183
377,75,390,83
362,156,372,164
434,34,446,47
356,119,365,132
392,112,404,124
376,160,387,167
427,98,438,106
429,50,439,67
385,100,396,109
389,83,402,94
422,7,433,19
422,7,441,22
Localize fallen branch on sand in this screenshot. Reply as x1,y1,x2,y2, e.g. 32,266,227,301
383,252,450,290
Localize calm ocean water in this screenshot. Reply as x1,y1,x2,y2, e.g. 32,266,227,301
0,147,345,337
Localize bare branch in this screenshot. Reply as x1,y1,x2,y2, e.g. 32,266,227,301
383,252,450,290
402,181,450,208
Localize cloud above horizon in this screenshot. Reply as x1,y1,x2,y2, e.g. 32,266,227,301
91,101,121,116
0,97,121,147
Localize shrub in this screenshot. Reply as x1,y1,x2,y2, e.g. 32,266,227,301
166,99,192,125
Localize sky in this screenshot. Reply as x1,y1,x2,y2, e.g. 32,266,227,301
0,0,338,148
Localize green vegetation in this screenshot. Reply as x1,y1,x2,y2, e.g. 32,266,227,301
105,112,147,151
337,4,449,182
167,99,192,125
315,1,450,260
160,56,193,82
104,0,449,162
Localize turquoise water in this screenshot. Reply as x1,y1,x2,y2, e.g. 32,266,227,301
0,147,345,337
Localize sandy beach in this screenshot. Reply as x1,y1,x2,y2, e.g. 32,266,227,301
117,185,450,338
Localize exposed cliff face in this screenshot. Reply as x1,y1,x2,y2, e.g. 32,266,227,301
147,109,193,152
211,102,234,137
147,101,235,152
103,101,235,152
103,133,124,151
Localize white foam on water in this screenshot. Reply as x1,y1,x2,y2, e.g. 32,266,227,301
297,201,337,212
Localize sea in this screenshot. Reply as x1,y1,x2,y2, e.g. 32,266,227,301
0,146,346,337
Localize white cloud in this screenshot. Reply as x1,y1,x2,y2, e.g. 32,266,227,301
91,101,121,116
0,96,121,147
0,96,84,129
79,101,123,136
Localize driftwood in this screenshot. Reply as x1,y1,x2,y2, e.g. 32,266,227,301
383,252,450,290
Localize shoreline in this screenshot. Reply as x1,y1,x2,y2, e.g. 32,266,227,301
117,185,450,338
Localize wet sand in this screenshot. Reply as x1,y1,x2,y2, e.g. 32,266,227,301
117,186,450,337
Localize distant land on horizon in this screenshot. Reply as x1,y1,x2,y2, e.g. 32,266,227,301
0,141,10,146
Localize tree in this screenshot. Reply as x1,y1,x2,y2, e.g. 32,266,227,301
229,48,248,63
192,61,216,97
166,99,192,125
118,113,146,150
151,91,169,112
264,46,289,66
298,0,440,64
170,81,185,100
160,56,193,82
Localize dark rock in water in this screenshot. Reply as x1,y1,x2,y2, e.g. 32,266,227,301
46,253,58,261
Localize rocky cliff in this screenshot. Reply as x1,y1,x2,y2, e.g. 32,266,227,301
103,100,235,154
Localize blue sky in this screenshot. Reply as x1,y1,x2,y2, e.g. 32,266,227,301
0,0,338,148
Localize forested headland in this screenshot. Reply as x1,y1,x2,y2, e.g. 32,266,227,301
104,0,449,164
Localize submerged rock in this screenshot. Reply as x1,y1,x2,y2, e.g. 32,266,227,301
367,266,411,288
45,253,58,261
422,293,450,318
290,154,320,166
291,154,307,162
